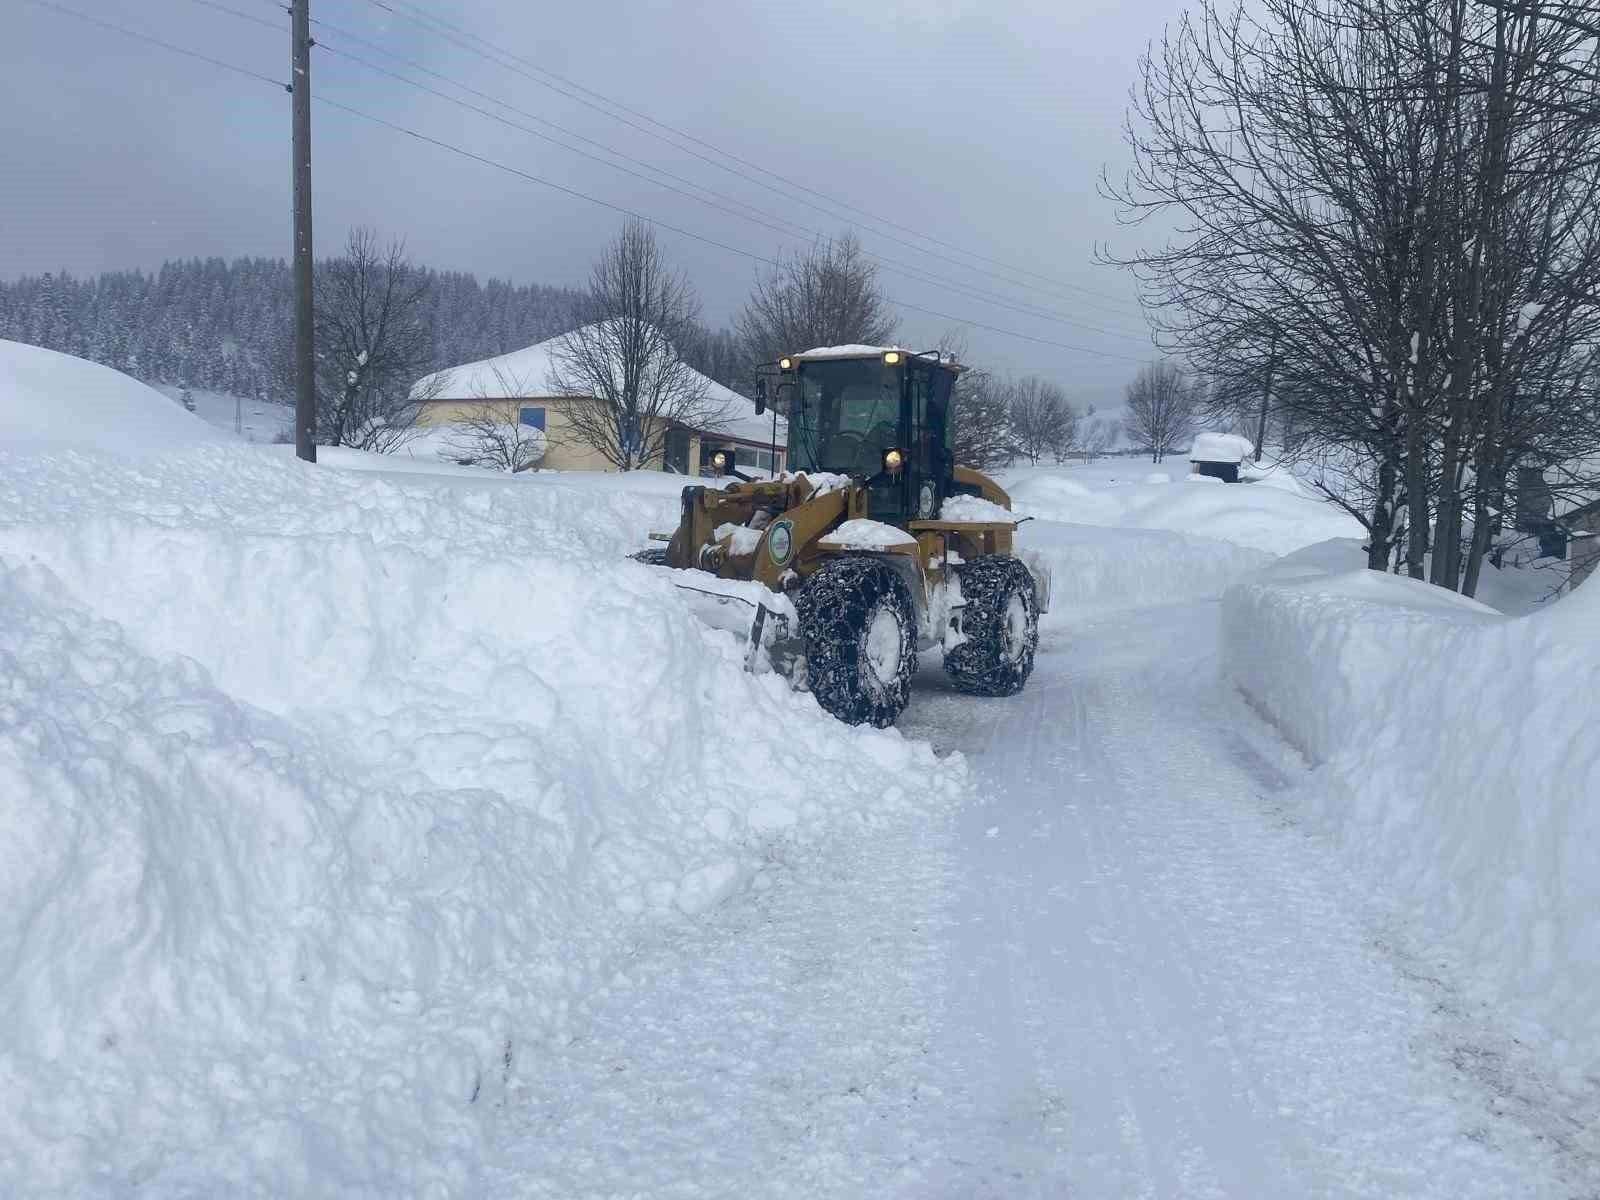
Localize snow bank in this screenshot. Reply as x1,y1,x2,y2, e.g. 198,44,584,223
1,339,225,454
0,362,967,1195
1021,520,1272,616
1224,544,1600,1068
1004,463,1363,557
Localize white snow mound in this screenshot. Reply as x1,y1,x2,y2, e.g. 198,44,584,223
1224,542,1600,1069
0,350,968,1196
0,338,225,454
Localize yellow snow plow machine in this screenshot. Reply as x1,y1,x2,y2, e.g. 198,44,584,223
635,346,1051,727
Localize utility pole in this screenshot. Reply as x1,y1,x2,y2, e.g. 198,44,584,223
291,0,316,462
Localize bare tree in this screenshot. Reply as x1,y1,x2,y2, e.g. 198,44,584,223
440,366,549,472
1077,413,1117,462
314,228,438,452
546,222,726,471
933,329,1012,470
1123,361,1195,463
947,366,1012,470
1105,0,1600,588
1007,375,1077,465
736,232,898,374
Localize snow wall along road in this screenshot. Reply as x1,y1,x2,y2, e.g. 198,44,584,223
0,341,968,1197
1223,541,1600,1077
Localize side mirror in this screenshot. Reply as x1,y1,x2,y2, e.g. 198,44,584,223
754,377,767,416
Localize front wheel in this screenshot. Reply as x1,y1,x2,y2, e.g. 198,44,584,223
943,556,1039,696
795,557,916,727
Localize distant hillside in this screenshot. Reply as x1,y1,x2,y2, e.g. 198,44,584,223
0,258,746,404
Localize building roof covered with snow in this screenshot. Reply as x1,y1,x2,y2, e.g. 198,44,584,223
412,327,783,447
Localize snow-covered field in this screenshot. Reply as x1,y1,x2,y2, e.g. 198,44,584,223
151,384,292,444
4,342,1596,1196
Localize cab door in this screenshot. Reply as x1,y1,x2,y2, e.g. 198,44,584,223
907,364,953,520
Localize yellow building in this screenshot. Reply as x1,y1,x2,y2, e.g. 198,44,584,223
411,332,786,475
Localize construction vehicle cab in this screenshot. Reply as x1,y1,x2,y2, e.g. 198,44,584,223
641,345,1050,728
775,346,954,524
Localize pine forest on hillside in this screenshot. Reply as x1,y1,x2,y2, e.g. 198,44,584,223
0,257,746,405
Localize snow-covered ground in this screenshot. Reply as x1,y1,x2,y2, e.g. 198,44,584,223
4,343,1596,1195
151,383,292,444
1001,459,1366,557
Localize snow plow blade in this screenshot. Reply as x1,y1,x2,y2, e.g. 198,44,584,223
630,550,797,675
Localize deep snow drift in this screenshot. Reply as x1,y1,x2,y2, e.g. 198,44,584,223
0,339,227,454
1224,540,1600,1075
0,343,966,1197
1003,459,1364,557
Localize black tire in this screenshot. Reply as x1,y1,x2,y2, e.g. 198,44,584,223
943,555,1039,697
631,547,671,567
795,557,917,728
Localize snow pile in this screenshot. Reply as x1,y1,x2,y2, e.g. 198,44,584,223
823,518,917,549
1224,542,1600,1067
715,520,766,555
1189,431,1254,463
0,344,967,1196
0,339,226,454
939,493,1015,523
1004,462,1364,557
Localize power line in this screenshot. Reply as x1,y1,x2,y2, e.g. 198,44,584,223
310,97,1150,365
358,0,1139,308
190,0,1151,341
186,0,281,33
309,38,1154,345
349,0,1148,317
21,2,1149,366
24,0,284,89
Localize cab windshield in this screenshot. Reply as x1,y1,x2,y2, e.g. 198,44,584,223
787,358,901,476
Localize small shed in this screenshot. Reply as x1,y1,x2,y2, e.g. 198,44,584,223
1189,432,1255,483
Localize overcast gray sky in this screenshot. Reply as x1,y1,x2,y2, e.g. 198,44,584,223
8,0,1185,402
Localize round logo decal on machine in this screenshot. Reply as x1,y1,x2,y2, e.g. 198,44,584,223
767,519,795,566
919,482,937,518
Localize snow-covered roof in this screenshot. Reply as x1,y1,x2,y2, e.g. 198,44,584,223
791,345,961,369
794,344,906,360
1189,432,1255,464
411,326,784,446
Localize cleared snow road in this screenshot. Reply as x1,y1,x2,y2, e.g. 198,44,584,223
487,597,1589,1197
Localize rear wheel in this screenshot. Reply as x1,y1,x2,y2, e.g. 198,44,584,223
795,557,916,727
943,555,1039,696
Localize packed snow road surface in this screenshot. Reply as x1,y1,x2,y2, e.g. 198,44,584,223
488,594,1591,1197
